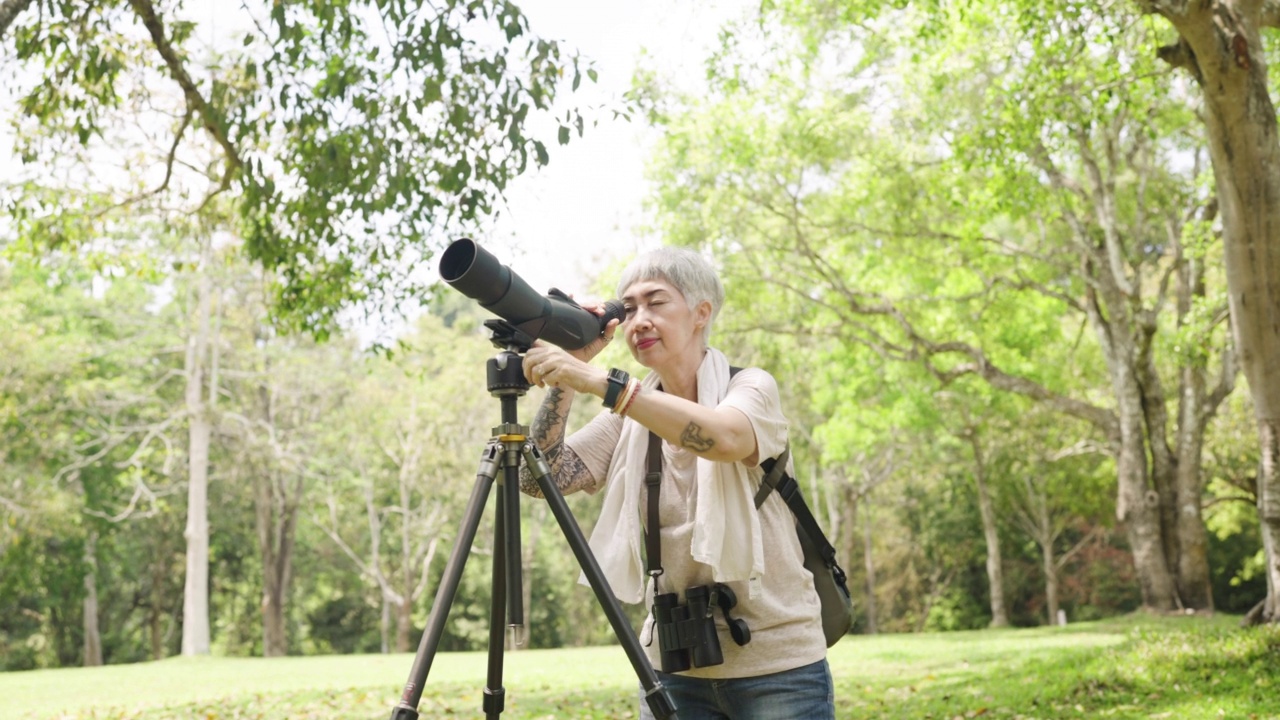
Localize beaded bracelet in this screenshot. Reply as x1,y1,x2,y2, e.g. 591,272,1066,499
618,380,642,417
612,378,638,415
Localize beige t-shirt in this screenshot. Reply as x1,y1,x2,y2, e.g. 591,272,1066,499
566,367,827,679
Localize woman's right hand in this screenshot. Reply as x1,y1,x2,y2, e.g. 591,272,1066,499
568,302,621,362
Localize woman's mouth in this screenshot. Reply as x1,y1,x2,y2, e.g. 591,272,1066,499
637,338,659,350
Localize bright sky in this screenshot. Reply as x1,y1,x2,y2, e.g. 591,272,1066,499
479,0,755,299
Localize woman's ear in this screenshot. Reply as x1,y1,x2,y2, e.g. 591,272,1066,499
694,299,713,330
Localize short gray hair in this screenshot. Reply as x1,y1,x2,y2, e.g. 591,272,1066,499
616,246,724,346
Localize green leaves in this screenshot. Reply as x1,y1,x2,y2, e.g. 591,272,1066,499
3,0,595,339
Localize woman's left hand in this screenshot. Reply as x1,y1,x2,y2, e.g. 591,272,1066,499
523,342,607,397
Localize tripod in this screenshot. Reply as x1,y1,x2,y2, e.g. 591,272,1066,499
390,322,677,720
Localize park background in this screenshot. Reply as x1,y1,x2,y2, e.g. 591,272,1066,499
3,0,1280,718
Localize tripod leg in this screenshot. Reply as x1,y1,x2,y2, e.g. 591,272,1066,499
521,443,678,720
502,443,524,630
390,442,501,720
483,465,509,719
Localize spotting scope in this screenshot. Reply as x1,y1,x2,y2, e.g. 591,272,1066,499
439,238,624,350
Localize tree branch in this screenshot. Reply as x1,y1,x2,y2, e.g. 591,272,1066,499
1055,526,1101,571
411,536,439,602
83,478,162,522
1076,127,1136,298
0,494,27,515
0,0,34,40
93,108,194,219
1204,334,1238,421
1156,39,1203,82
310,506,374,580
126,0,243,197
924,340,1120,438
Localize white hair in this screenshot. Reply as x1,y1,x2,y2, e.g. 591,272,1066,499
616,247,724,346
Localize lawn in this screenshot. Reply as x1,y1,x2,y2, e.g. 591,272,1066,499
3,614,1277,719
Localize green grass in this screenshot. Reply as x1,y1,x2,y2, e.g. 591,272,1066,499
3,614,1278,719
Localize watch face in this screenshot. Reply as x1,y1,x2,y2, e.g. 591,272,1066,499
605,368,629,407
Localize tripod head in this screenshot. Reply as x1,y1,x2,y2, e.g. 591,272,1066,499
485,318,536,353
485,319,532,398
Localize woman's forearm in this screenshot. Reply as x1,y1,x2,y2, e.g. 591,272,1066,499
623,388,758,466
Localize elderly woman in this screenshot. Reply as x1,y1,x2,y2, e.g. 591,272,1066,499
518,247,833,720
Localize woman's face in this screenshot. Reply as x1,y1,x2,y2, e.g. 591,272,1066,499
620,277,710,370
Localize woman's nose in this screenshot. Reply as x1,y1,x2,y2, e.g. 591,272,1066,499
630,308,653,330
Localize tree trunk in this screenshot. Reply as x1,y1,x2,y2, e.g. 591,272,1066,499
1117,440,1179,610
861,497,878,635
1113,358,1180,611
1014,470,1064,626
395,598,412,652
1260,420,1280,620
381,596,391,654
1174,399,1214,611
82,532,103,666
150,555,166,660
181,251,213,656
258,464,302,658
1152,1,1280,622
1170,225,1224,611
261,580,287,657
1041,531,1060,626
967,432,1009,627
256,465,285,657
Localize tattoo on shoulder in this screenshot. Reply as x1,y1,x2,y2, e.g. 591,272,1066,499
679,422,716,453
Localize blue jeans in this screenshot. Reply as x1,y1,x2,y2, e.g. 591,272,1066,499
638,658,835,720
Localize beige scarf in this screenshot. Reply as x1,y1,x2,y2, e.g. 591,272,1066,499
580,347,764,604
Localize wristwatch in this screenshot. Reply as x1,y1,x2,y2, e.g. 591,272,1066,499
603,368,630,408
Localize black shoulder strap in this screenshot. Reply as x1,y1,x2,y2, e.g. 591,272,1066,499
753,443,792,508
644,431,664,580
643,364,749,581
755,460,840,570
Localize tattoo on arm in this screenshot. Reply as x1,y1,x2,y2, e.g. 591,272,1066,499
530,388,566,447
679,422,716,453
519,442,596,497
554,447,596,495
520,387,596,496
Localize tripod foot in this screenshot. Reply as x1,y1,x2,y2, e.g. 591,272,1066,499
389,703,419,720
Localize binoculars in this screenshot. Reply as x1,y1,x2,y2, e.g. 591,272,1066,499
652,583,751,673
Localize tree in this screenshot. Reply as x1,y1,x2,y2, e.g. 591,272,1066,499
4,0,596,656
644,1,1236,613
2,0,593,335
239,337,349,657
1135,0,1280,624
177,233,217,656
0,251,184,666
